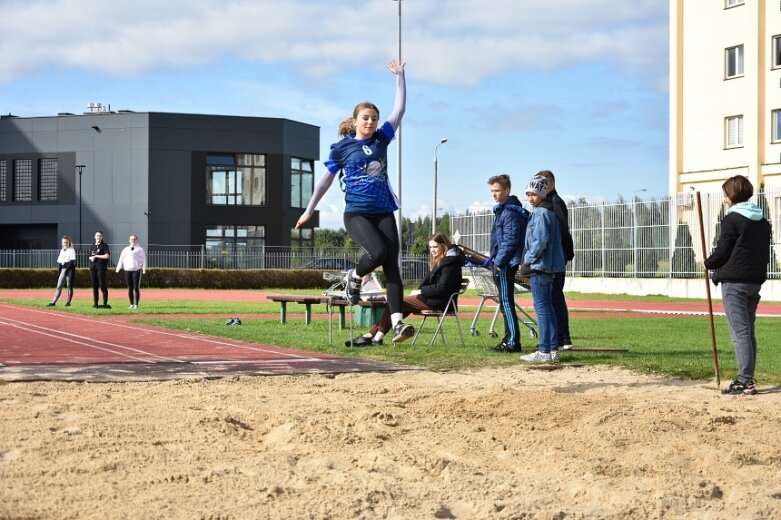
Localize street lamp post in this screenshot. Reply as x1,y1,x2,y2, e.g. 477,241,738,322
432,138,448,235
75,164,85,247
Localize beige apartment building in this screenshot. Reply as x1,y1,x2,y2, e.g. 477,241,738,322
670,0,781,195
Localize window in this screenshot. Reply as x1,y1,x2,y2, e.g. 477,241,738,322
290,157,314,208
13,159,32,202
290,227,313,250
726,0,744,7
725,115,744,148
0,160,6,202
206,153,266,206
725,45,744,79
773,35,781,69
38,158,58,201
205,225,266,268
773,110,781,143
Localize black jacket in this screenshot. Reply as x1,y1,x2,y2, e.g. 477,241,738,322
704,210,771,285
547,189,574,262
417,246,466,309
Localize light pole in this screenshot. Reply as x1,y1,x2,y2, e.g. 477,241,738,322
393,0,403,254
76,164,85,247
432,138,448,235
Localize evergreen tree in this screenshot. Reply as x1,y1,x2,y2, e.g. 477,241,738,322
671,221,697,278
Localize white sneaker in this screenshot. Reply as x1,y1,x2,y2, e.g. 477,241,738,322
129,305,135,310
520,351,552,364
550,349,561,363
561,343,573,351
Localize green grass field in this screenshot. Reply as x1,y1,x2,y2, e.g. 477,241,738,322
4,293,780,383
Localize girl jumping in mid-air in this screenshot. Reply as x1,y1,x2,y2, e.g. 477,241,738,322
296,59,413,343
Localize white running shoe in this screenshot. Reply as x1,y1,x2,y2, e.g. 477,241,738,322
520,351,552,364
561,343,573,351
550,349,561,363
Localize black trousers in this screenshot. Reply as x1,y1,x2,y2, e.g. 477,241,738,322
124,270,142,305
343,212,403,314
89,268,108,305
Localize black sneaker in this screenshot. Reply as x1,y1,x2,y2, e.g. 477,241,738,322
344,269,361,305
225,318,236,325
722,379,757,395
92,304,99,309
345,335,372,347
46,302,55,307
392,322,415,343
64,302,71,307
232,317,242,326
101,304,111,309
492,342,521,353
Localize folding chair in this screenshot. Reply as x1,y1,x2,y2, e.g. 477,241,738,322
411,278,469,347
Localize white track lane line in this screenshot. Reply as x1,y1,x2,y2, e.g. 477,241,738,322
0,303,325,361
0,319,168,363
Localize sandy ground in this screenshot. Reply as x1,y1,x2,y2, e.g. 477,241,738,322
2,365,781,520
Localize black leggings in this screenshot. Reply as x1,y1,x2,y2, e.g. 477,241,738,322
125,270,142,305
343,212,403,314
90,269,108,305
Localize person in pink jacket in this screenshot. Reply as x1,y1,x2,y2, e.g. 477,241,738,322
115,234,147,310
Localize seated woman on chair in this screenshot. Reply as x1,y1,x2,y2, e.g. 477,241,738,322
347,231,466,346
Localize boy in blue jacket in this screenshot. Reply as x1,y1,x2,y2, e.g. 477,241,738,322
520,175,566,363
487,174,530,352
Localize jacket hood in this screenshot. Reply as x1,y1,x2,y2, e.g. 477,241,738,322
727,201,764,221
493,195,524,214
439,246,466,267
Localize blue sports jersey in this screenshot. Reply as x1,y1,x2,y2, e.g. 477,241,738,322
323,121,400,214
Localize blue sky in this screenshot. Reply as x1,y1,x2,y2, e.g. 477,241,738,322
0,0,669,229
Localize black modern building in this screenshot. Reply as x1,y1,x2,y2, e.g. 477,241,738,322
0,110,319,252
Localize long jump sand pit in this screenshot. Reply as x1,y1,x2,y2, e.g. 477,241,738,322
3,365,781,519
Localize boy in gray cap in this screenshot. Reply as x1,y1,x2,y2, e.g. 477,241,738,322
520,175,566,363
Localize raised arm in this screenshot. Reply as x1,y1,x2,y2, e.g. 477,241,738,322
386,60,406,132
295,170,337,229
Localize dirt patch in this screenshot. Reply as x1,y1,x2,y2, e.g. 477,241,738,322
2,366,780,519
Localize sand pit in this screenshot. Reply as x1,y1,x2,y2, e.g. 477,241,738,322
2,365,781,519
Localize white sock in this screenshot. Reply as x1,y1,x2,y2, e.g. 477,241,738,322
374,332,385,342
390,313,403,327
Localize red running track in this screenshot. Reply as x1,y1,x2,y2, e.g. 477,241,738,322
0,302,409,382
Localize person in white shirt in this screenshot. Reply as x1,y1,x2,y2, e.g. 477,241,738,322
115,234,147,310
47,235,77,307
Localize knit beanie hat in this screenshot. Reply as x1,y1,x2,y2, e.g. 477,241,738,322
525,175,548,199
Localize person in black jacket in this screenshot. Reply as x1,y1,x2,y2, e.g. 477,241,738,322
704,175,771,396
346,232,466,346
538,170,575,350
88,230,111,309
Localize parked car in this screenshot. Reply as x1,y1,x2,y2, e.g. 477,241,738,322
303,257,356,271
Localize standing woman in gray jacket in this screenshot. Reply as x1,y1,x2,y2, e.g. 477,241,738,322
47,235,76,307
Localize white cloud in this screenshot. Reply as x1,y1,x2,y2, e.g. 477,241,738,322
0,0,667,86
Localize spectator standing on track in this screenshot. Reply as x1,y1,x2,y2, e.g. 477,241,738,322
345,232,465,346
47,235,76,307
537,170,575,350
520,174,565,364
704,175,771,396
487,174,530,353
295,59,414,344
88,230,111,309
115,234,147,310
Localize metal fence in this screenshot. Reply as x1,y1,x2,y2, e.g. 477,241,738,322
451,188,781,278
0,245,432,281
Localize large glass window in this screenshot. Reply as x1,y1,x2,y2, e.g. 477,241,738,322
205,225,266,268
725,115,744,148
13,159,32,202
725,45,744,79
290,157,314,209
0,160,6,202
206,153,266,206
38,158,58,201
290,227,313,250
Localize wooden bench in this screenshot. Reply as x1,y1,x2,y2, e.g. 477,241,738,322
266,294,328,325
265,294,387,329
